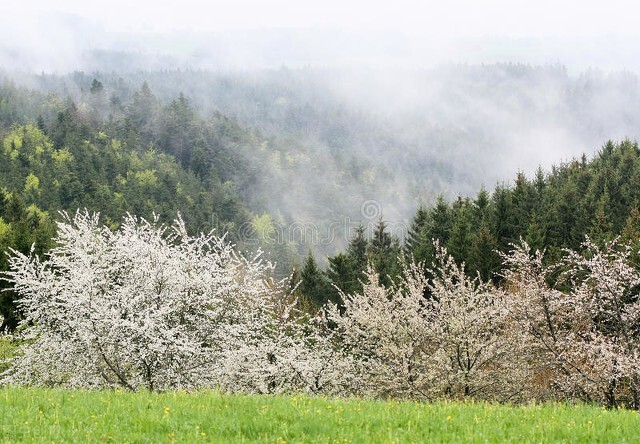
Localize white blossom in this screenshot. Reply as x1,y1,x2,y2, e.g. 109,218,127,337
2,210,325,392
501,238,640,408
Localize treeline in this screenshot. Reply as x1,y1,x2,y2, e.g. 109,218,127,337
2,75,386,329
4,72,640,329
405,140,640,276
1,71,419,263
302,139,640,306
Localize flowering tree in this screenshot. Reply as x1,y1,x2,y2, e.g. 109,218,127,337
501,238,640,408
4,210,640,407
426,250,522,401
560,238,640,408
499,241,569,401
325,262,436,398
2,210,323,392
326,245,517,400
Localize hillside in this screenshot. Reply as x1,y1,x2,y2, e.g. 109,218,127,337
4,66,640,321
7,63,640,241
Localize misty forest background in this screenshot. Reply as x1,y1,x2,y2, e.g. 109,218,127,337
2,61,640,329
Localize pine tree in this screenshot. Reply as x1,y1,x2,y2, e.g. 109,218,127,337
470,223,500,281
404,207,432,264
299,251,330,307
369,217,401,287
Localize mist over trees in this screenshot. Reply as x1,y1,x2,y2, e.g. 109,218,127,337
5,62,640,254
2,58,640,408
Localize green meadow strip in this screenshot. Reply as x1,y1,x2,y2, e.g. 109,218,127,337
0,387,638,443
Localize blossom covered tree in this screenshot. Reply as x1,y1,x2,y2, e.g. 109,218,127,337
560,238,640,408
501,238,640,408
425,249,524,401
326,245,519,401
325,262,436,398
1,210,339,392
499,241,569,401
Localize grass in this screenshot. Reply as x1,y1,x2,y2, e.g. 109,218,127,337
0,387,638,443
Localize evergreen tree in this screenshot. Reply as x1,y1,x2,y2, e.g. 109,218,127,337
469,223,500,281
369,217,401,287
492,184,515,250
428,195,453,244
299,251,330,307
473,188,491,226
447,198,474,267
621,208,640,267
589,192,615,247
510,172,535,236
525,213,546,253
404,207,431,264
326,253,353,306
347,224,368,272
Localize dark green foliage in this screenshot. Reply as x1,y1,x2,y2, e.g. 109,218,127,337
447,198,474,268
404,206,430,263
469,223,501,281
326,137,640,287
400,139,640,282
621,208,640,267
368,218,401,287
325,221,401,294
299,251,331,307
326,253,354,305
326,226,368,294
428,195,453,245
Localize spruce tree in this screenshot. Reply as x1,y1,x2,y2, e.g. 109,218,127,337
447,198,473,267
369,217,401,287
428,195,453,245
404,207,432,264
470,223,500,281
300,251,330,307
347,224,368,272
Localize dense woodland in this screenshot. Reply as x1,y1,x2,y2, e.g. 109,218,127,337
3,68,640,325
297,139,640,309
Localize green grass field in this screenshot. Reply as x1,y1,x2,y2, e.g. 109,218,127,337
0,387,638,443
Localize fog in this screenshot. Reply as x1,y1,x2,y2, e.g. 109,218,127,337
5,0,640,36
2,2,640,256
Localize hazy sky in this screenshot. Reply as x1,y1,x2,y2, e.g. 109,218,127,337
3,0,640,73
4,0,639,36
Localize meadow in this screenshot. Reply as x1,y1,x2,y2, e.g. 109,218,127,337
0,387,638,443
